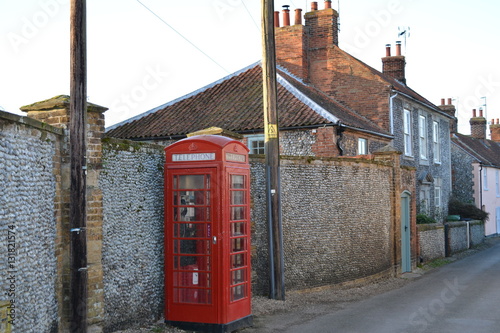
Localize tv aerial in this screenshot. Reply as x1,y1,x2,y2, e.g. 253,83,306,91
398,26,411,52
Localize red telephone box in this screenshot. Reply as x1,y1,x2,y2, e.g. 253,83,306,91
164,135,252,332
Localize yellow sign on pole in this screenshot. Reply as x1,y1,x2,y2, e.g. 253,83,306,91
266,123,278,141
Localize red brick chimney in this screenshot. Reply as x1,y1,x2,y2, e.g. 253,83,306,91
470,109,487,139
275,1,338,81
438,98,457,133
382,42,406,84
275,4,308,80
490,118,500,142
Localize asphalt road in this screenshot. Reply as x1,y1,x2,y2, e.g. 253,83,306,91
244,239,500,333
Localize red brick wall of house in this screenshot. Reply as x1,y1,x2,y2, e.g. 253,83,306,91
275,6,392,133
275,25,308,80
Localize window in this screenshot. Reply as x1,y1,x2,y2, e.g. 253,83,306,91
434,186,441,208
496,170,499,197
484,168,489,191
403,109,412,156
246,135,265,154
358,138,368,155
419,115,427,160
433,121,441,163
420,188,430,214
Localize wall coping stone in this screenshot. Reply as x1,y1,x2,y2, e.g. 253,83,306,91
20,95,108,113
0,109,64,136
417,223,445,232
445,220,484,228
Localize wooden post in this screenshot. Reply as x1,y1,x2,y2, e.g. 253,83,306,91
261,0,285,300
70,0,88,332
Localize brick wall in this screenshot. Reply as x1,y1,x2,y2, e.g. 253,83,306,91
21,95,107,332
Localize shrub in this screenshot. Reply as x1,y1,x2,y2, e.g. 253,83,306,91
417,214,436,224
448,199,489,221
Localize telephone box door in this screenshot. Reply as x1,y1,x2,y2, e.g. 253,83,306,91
165,168,219,323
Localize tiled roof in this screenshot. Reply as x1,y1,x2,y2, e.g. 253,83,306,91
452,133,500,167
106,63,389,140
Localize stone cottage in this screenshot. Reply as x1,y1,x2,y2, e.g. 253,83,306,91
451,108,500,235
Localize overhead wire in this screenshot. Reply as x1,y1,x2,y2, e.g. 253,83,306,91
135,0,229,74
241,0,260,31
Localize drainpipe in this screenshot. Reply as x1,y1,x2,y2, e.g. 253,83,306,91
389,91,399,135
479,162,483,210
467,221,471,249
336,121,345,156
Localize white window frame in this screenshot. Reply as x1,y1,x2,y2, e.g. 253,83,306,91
419,115,428,160
433,121,441,164
358,138,368,155
246,134,265,155
484,168,489,191
420,188,430,214
434,186,441,208
496,169,499,197
403,109,412,156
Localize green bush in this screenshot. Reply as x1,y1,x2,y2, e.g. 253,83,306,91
448,199,489,221
417,214,436,224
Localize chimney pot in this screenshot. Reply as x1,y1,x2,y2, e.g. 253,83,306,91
473,109,477,117
479,109,484,117
324,0,332,9
448,98,452,105
497,118,499,125
282,6,290,26
294,8,303,25
311,1,318,11
440,98,445,106
395,41,402,56
385,44,391,57
492,119,495,125
274,11,280,27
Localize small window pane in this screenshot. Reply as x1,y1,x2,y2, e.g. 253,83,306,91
179,175,205,189
231,191,245,205
231,222,245,236
231,253,245,268
231,269,246,284
231,238,245,252
231,207,245,221
231,285,246,301
231,175,245,189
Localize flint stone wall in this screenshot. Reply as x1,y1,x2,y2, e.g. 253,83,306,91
250,156,394,293
100,139,165,332
417,224,445,262
0,112,62,332
445,221,484,256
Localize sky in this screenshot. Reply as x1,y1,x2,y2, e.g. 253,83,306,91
1,0,499,135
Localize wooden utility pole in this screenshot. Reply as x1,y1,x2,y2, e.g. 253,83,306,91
70,0,88,331
261,0,285,300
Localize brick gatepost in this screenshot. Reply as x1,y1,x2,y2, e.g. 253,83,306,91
21,95,107,333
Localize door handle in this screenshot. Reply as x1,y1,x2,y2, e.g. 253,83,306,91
213,236,217,244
